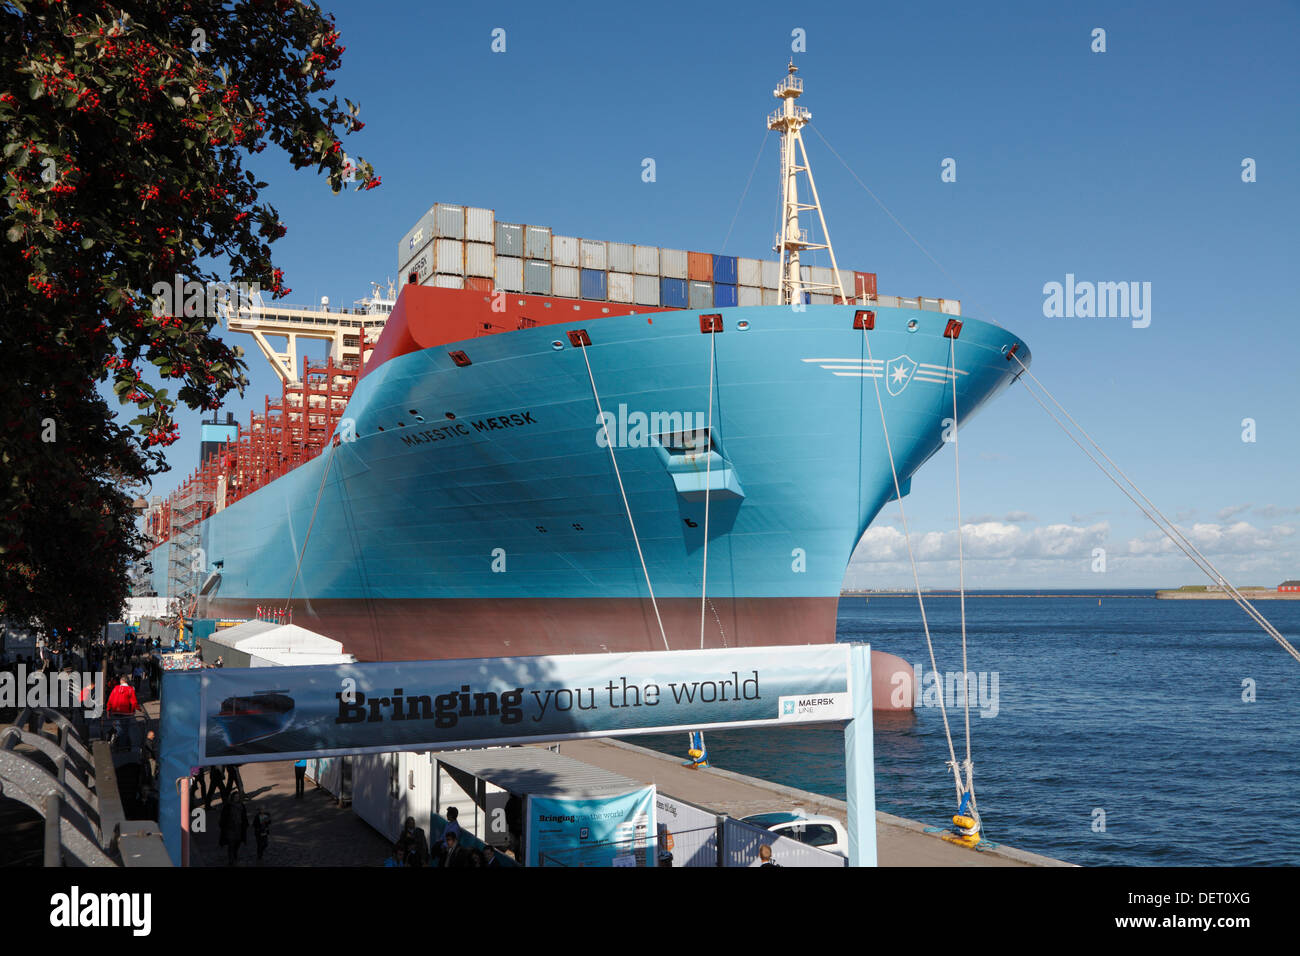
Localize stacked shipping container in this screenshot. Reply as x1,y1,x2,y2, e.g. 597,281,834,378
396,204,958,316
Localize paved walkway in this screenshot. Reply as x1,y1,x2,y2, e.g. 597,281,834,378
188,760,391,867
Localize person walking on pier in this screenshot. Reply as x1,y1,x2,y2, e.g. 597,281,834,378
219,791,249,866
105,676,140,752
294,757,307,798
252,808,272,862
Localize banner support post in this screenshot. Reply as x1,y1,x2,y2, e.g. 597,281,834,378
844,643,877,867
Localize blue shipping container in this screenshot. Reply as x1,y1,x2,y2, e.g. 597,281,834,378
580,268,607,300
660,277,688,308
713,283,738,308
712,255,738,286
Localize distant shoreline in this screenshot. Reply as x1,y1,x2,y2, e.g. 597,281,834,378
842,591,1153,599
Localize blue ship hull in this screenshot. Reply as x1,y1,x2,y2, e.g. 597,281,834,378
153,303,1028,673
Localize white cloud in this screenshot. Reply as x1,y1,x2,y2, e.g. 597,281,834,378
852,521,1108,564
1216,503,1252,522
1124,521,1294,557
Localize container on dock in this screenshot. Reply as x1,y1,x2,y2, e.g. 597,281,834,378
687,251,713,282
524,259,551,295
608,242,635,274
660,248,688,279
435,203,465,240
496,255,524,292
580,268,607,300
688,279,713,309
634,245,660,276
553,236,581,267
607,271,634,303
738,257,762,287
434,238,464,275
525,225,552,260
713,283,738,308
634,274,660,305
465,241,495,278
580,239,608,271
553,265,580,298
465,206,495,243
712,255,738,285
660,277,688,308
495,222,524,257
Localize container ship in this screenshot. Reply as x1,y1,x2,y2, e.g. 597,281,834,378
139,65,1031,708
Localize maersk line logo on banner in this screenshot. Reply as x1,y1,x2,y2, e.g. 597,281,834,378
778,693,849,721
196,644,851,762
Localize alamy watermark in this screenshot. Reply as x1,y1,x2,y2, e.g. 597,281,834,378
1042,274,1151,328
890,663,1000,717
596,404,707,449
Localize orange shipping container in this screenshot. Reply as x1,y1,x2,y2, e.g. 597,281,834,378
466,276,493,292
687,251,713,282
854,271,877,298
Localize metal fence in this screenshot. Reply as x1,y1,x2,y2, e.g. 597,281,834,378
721,817,847,868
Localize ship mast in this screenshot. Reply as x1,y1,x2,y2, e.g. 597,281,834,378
768,61,846,304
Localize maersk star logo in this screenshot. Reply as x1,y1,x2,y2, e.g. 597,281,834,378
886,355,917,396
783,700,796,715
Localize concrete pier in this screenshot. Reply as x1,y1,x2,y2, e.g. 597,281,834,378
565,737,1071,867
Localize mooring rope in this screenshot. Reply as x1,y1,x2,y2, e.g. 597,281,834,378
860,321,965,802
579,340,671,652
700,326,716,649
1009,354,1300,665
949,335,977,812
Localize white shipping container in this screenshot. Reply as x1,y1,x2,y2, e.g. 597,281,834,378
432,274,465,289
837,271,854,298
496,256,524,292
810,293,833,305
897,296,921,309
920,296,942,312
552,236,580,267
940,298,962,315
553,265,580,298
608,271,634,303
525,225,552,260
633,273,659,305
403,240,435,285
738,285,763,307
761,260,780,288
762,287,780,305
608,242,635,273
434,238,464,274
738,257,762,287
398,207,435,268
465,206,495,243
660,248,688,279
634,245,660,276
580,239,607,270
465,241,495,277
524,259,551,294
434,203,464,239
809,266,832,287
875,294,901,308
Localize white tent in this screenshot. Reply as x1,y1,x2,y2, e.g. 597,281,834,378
202,622,355,668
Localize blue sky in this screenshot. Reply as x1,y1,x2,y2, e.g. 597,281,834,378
136,0,1300,588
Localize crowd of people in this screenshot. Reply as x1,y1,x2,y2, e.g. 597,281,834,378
389,809,503,867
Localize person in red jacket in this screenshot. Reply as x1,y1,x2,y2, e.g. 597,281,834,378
106,676,140,751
